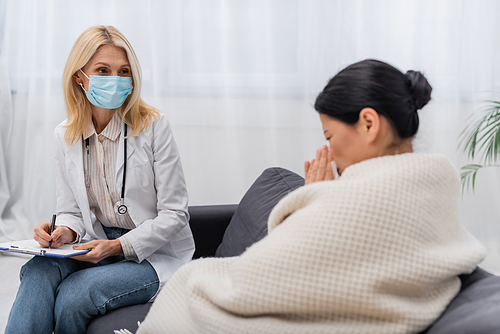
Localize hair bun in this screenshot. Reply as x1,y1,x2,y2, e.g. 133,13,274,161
405,70,432,110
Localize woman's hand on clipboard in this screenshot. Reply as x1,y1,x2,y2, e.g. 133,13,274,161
33,222,76,249
71,239,123,264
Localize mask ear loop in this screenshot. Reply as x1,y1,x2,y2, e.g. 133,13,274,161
79,69,89,92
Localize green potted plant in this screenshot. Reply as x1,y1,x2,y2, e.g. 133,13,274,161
459,100,500,193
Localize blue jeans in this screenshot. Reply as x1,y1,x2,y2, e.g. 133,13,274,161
5,226,159,334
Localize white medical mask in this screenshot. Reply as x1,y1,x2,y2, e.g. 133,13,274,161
79,69,133,109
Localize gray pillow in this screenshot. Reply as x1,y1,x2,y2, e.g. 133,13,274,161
421,267,500,334
215,167,304,257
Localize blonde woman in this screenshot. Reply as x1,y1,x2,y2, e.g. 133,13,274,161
6,25,194,334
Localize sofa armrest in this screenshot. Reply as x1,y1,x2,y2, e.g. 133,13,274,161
188,204,237,259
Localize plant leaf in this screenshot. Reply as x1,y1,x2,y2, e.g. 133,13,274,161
458,102,500,165
460,164,483,194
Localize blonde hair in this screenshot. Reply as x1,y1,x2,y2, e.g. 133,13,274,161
62,25,159,145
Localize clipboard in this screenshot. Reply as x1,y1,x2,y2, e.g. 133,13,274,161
0,239,90,258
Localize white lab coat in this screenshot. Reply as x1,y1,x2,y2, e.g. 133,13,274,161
53,113,195,293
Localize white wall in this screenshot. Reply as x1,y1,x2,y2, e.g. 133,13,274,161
1,0,500,273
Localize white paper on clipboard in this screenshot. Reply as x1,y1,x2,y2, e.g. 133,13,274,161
0,239,90,258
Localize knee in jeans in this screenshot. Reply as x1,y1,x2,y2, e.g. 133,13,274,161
20,256,51,279
21,256,80,282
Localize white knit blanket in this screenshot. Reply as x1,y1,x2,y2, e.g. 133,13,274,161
137,153,486,334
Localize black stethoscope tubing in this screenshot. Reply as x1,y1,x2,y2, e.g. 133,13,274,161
84,123,128,214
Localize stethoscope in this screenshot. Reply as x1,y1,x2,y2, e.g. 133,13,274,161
84,123,128,216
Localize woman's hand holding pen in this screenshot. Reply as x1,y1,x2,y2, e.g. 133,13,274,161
304,145,335,185
72,239,123,264
34,223,76,248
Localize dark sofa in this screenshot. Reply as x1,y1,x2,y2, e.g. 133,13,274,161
87,204,237,333
88,167,500,334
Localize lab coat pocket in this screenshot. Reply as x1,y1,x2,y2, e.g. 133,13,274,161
127,162,157,215
132,162,154,189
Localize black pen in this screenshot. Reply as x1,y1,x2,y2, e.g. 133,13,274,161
48,214,56,249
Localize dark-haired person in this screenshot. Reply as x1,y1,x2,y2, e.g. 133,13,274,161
136,59,485,334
